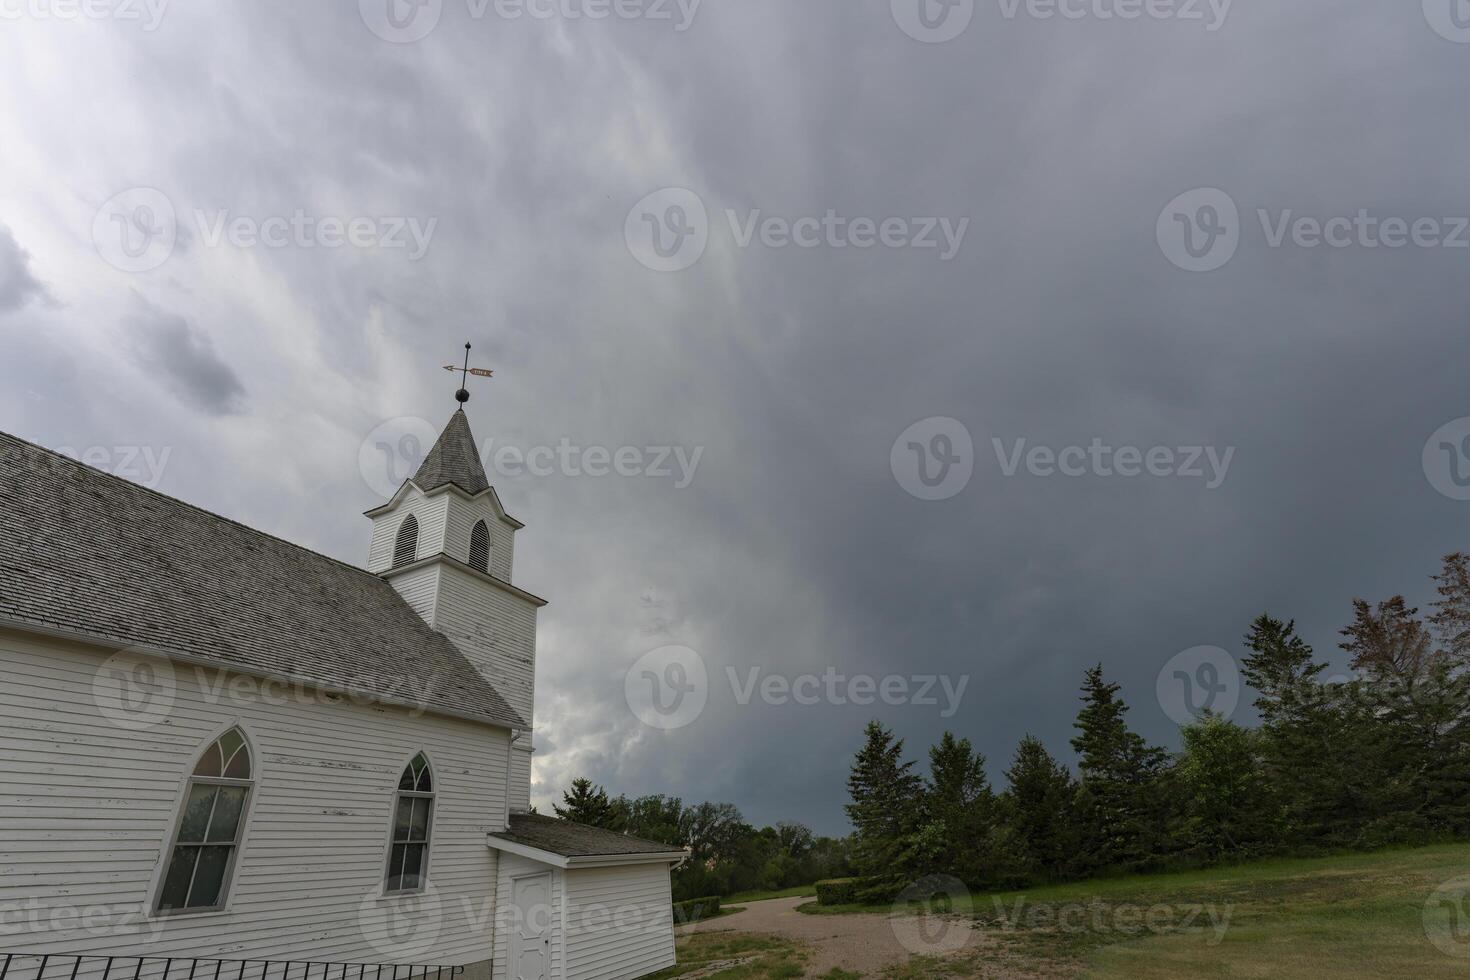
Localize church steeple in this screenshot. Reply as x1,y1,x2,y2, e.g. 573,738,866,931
413,409,491,496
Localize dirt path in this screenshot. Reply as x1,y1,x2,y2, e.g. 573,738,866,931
676,896,983,977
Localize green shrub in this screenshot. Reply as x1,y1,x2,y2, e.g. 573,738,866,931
672,895,721,924
816,876,905,906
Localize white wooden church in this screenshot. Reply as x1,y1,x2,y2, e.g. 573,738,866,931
0,397,684,980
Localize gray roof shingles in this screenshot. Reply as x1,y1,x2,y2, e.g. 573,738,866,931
491,813,686,858
413,408,491,496
0,431,524,730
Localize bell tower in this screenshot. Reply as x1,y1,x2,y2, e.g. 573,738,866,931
363,352,544,812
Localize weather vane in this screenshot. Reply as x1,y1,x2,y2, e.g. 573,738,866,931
443,342,494,404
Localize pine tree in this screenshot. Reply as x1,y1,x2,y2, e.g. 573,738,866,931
844,720,923,889
1070,665,1171,873
1430,552,1470,668
925,732,997,884
1002,735,1077,882
553,777,624,830
1176,713,1274,858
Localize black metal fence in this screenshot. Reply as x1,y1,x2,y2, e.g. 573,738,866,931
0,954,465,980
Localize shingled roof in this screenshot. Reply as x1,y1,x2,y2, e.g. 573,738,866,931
413,408,491,496
0,431,524,730
490,813,687,859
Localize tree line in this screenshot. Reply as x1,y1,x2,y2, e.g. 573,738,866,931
843,552,1470,900
550,778,852,901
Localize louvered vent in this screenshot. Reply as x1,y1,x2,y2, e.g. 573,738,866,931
393,514,419,568
469,520,490,574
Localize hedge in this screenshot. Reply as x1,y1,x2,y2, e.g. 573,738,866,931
672,895,721,924
815,876,903,906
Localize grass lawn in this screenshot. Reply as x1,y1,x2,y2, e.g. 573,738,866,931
648,932,810,978
798,843,1470,978
725,884,819,904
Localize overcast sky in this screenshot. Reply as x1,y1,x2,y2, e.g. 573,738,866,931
3,1,1470,835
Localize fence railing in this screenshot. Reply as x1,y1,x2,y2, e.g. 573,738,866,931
0,954,466,980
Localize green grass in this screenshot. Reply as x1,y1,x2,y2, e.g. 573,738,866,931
650,932,810,979
725,884,819,904
795,843,1470,978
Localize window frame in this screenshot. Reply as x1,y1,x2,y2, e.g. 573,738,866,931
383,752,435,895
153,728,255,917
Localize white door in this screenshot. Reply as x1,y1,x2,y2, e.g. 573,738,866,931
510,873,554,980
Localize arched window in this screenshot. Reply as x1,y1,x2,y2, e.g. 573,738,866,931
393,514,419,568
156,727,253,913
385,752,434,892
469,520,491,574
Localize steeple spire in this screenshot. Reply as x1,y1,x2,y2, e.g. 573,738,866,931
413,409,491,496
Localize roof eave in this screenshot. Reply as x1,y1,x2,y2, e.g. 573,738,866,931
484,834,688,869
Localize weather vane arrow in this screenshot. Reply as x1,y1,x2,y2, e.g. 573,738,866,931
444,343,494,404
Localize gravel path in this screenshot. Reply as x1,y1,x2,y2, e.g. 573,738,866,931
676,896,984,977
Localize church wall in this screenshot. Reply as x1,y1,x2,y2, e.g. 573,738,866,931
430,567,538,727
561,864,676,980
0,629,509,972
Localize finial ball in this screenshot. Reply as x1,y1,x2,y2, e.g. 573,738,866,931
456,388,471,403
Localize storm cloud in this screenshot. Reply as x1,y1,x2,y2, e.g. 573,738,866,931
1,2,1467,833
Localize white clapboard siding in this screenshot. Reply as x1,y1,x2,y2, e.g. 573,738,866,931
489,856,563,980
442,495,515,583
562,866,675,980
430,566,538,727
508,746,532,814
0,631,509,970
367,489,450,573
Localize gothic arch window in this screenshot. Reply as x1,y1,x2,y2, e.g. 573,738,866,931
469,520,491,574
155,727,254,913
393,514,419,568
385,752,434,892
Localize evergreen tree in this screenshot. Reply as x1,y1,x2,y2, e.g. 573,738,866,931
1430,552,1470,667
1002,735,1077,882
1176,714,1274,858
553,777,624,830
844,720,923,889
1070,665,1171,873
924,732,998,884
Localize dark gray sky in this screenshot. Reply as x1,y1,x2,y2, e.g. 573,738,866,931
3,1,1469,835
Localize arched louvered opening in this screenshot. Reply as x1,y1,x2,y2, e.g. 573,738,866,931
468,520,490,574
393,514,419,568
155,727,254,913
